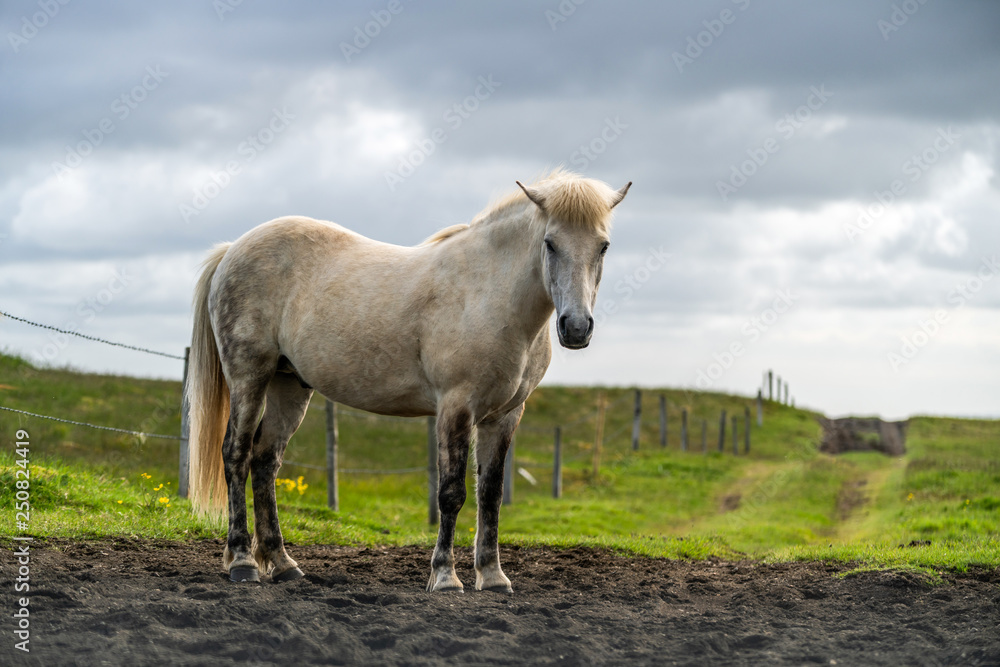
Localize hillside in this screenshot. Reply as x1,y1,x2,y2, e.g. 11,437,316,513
1,352,997,570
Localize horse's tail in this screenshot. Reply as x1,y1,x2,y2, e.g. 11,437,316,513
187,242,232,518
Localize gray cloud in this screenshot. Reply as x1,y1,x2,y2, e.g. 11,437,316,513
2,1,999,418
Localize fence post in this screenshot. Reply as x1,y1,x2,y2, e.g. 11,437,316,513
503,435,514,505
631,389,642,451
768,370,773,401
427,416,438,525
552,426,562,499
784,381,789,405
701,419,707,453
178,347,190,498
744,406,751,454
718,409,727,452
325,400,339,511
680,408,688,451
659,395,667,448
776,375,781,404
732,415,738,455
756,389,763,426
593,392,606,476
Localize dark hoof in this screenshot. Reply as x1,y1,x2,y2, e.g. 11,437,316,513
229,566,260,583
271,567,304,583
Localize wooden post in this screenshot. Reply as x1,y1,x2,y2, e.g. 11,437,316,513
744,406,751,454
784,381,789,405
756,389,763,427
178,347,190,498
325,400,339,511
593,392,606,476
659,395,667,448
427,416,438,525
776,375,781,404
768,370,773,401
680,408,688,451
732,415,738,455
718,409,727,452
631,389,642,451
552,426,562,499
503,435,514,505
701,419,707,453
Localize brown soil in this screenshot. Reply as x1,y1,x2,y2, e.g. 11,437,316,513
3,539,999,665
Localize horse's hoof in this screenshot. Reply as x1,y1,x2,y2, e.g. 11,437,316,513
271,567,304,583
480,584,513,594
229,566,260,583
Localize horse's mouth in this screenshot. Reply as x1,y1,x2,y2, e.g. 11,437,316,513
558,337,590,350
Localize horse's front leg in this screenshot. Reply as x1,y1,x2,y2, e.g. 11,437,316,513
473,405,522,593
427,403,473,592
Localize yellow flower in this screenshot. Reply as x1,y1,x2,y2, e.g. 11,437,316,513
141,473,152,480
906,493,914,501
117,500,123,504
158,497,169,504
153,484,164,491
296,476,308,495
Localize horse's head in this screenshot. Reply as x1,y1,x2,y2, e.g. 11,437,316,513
517,175,631,349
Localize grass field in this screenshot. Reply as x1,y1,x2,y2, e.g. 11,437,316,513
1,351,997,573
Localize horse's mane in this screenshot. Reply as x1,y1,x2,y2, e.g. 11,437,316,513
420,169,614,245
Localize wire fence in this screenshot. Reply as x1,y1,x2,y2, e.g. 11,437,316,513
1,309,778,515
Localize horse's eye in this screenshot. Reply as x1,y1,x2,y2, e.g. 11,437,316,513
600,243,610,256
544,239,556,254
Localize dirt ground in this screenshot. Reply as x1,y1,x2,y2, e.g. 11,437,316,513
2,539,998,666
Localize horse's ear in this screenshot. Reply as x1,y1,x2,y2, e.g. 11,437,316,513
610,181,632,209
516,181,546,211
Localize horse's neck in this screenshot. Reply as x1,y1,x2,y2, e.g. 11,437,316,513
469,205,553,332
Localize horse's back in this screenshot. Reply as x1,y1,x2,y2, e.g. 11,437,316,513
211,216,435,413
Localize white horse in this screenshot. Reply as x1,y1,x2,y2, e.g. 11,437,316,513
186,169,630,591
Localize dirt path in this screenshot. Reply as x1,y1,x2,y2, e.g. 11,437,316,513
2,539,998,665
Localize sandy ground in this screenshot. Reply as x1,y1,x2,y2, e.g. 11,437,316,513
2,538,998,665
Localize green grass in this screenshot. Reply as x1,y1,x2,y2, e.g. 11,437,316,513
1,351,998,573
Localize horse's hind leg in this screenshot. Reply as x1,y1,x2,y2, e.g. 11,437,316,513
473,405,522,593
220,373,271,583
249,373,313,583
427,401,474,592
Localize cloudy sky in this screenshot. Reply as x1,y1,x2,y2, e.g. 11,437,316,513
2,1,998,420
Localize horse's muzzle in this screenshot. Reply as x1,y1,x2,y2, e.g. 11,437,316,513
557,313,594,349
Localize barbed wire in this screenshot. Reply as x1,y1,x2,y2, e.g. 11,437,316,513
0,405,182,440
281,459,424,475
0,310,185,360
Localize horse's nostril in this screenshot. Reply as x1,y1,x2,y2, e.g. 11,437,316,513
586,316,594,337
558,314,568,334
